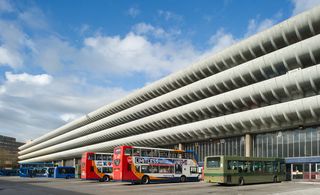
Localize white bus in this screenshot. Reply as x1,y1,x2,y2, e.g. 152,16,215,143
113,145,200,184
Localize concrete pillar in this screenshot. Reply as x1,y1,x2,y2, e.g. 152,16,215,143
73,158,76,167
245,134,252,157
178,143,184,150
291,164,293,181
178,143,184,158
309,163,311,180
61,160,65,166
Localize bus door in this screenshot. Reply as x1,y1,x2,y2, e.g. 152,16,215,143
292,164,303,180
316,163,320,179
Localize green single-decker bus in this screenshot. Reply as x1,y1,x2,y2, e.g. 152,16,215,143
204,155,286,185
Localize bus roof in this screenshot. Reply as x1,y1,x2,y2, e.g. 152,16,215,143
123,145,185,153
83,152,113,155
205,155,284,161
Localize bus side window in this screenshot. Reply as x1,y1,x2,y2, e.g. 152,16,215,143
88,154,94,160
143,149,154,157
190,166,198,174
228,160,237,170
125,149,132,156
244,161,252,173
153,150,159,157
254,161,262,173
132,149,140,156
273,161,279,172
238,161,244,173
96,154,102,161
265,162,273,173
160,151,169,158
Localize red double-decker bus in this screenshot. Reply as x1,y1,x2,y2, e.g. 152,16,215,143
113,146,199,184
81,152,113,182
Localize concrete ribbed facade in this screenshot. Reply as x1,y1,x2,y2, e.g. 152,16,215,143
19,6,320,164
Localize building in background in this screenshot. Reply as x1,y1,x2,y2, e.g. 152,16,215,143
18,6,320,181
0,135,24,169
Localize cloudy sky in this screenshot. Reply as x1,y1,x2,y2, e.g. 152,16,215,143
0,0,319,142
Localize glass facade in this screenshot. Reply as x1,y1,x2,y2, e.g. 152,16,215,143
183,136,244,163
253,127,320,158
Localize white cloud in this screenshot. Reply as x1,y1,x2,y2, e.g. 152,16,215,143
291,0,320,15
132,23,181,39
79,24,90,35
60,113,79,122
128,7,140,18
0,0,13,13
0,85,5,94
78,32,201,78
0,47,22,67
158,10,183,22
5,72,52,86
207,28,238,55
18,7,48,30
0,72,130,141
246,18,276,37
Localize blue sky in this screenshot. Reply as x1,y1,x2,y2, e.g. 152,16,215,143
0,0,319,142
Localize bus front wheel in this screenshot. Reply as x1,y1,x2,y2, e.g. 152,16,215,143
273,176,277,183
238,177,244,186
141,175,150,184
103,175,110,182
180,176,187,182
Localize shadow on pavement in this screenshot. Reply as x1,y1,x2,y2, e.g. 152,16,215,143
0,178,89,195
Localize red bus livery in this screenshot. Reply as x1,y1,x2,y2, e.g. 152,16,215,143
81,152,113,182
113,146,199,184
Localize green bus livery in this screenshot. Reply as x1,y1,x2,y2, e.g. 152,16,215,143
204,156,286,185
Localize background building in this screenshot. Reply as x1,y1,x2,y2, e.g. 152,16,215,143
0,135,24,169
19,6,320,180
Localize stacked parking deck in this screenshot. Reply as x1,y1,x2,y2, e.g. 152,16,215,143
19,6,320,163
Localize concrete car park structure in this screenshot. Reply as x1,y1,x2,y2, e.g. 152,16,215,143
19,6,320,181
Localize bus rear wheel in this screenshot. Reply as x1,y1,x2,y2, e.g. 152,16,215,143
180,176,187,182
141,175,150,184
238,177,244,186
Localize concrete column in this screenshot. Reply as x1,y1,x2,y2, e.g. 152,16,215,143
309,163,312,180
61,160,65,166
291,164,293,181
178,143,184,158
245,134,252,157
178,143,184,150
73,158,76,167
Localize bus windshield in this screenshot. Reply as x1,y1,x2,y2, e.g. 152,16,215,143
207,157,220,168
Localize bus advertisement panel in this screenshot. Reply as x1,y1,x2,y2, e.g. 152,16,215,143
19,162,53,177
81,152,113,182
113,146,199,184
204,155,286,185
54,166,75,179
